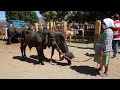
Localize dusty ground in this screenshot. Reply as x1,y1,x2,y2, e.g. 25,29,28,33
0,40,120,79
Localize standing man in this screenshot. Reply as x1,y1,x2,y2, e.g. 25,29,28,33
112,14,120,59
7,24,14,45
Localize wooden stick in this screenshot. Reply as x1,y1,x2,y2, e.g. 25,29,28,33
55,43,72,61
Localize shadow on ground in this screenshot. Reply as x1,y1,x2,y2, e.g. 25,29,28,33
30,55,50,62
67,44,93,50
30,55,69,66
13,55,70,66
83,53,95,62
84,53,95,57
13,56,40,65
70,65,99,76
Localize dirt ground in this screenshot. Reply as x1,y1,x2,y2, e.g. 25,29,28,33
0,40,120,79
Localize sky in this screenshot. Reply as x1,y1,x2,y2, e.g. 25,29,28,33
0,11,42,20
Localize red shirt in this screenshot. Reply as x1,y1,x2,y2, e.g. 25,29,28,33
112,20,120,40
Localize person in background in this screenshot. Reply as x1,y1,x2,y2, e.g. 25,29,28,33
7,24,14,45
4,27,8,40
112,14,120,60
94,18,114,76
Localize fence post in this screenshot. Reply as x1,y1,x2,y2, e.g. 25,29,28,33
34,23,38,32
49,21,53,31
62,21,67,33
94,20,101,49
47,22,49,29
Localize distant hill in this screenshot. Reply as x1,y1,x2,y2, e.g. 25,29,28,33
0,20,6,22
0,20,8,27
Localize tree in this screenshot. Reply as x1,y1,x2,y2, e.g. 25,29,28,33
40,11,120,23
40,11,57,22
5,11,39,24
40,11,78,22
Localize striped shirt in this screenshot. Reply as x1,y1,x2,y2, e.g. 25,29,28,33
112,20,120,40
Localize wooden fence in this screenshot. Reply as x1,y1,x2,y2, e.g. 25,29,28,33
34,20,101,48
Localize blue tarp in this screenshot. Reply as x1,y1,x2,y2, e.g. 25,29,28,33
8,20,28,27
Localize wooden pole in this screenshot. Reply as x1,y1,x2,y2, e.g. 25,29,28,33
94,20,101,49
34,23,38,32
62,21,67,33
49,21,53,31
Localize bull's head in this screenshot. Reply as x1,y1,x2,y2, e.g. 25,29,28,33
43,29,56,48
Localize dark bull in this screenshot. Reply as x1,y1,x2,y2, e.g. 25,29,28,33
50,32,75,65
20,29,55,65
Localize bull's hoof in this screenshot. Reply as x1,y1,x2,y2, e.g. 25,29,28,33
41,62,45,65
7,43,11,45
50,61,55,65
24,55,27,58
22,56,26,59
49,59,53,63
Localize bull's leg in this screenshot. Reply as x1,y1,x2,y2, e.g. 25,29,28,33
23,45,27,58
41,49,47,60
7,36,11,45
39,49,45,65
20,41,27,58
40,49,46,60
36,47,44,65
50,46,55,64
20,41,24,57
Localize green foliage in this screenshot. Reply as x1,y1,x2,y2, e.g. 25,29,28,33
40,11,57,21
40,11,87,22
40,11,120,23
40,11,73,22
5,11,39,24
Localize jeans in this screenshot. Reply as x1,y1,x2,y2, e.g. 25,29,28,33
112,40,120,57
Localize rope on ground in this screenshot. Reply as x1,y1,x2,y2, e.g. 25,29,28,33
71,57,94,62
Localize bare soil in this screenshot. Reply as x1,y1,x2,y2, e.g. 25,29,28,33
0,40,120,79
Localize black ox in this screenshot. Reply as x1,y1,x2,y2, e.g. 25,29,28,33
20,29,74,65
7,27,27,44
20,29,55,65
